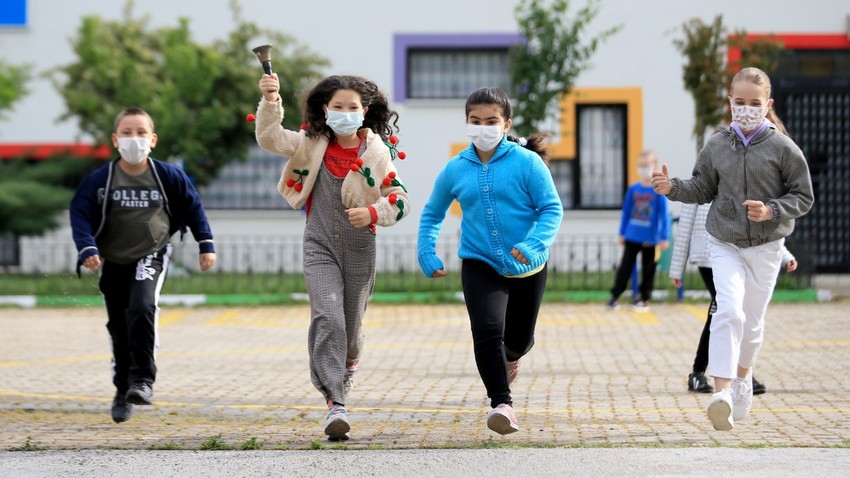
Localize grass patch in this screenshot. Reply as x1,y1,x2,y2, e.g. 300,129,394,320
9,436,40,451
150,441,183,450
238,437,262,450
199,434,232,450
309,439,325,450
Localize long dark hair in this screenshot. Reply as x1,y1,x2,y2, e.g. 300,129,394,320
302,75,399,140
464,86,549,162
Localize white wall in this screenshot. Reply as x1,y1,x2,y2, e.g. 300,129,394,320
2,0,847,248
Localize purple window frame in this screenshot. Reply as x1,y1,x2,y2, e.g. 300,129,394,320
393,33,522,102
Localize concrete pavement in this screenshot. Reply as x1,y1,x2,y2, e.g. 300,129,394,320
1,302,849,451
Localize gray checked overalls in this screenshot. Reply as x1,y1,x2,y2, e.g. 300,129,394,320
303,163,376,405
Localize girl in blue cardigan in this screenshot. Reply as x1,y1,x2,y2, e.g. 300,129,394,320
417,87,563,435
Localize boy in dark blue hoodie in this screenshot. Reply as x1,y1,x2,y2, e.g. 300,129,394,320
70,108,216,423
607,151,669,311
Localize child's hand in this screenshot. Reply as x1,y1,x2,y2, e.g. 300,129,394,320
785,259,798,273
345,207,372,228
651,164,672,195
743,200,772,222
432,269,447,278
83,254,101,270
659,240,669,251
259,73,280,102
671,278,683,288
511,248,530,265
617,236,625,246
199,253,216,272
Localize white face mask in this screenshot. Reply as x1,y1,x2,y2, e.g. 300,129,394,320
117,137,151,165
730,103,766,131
466,124,504,152
326,110,363,136
637,166,653,179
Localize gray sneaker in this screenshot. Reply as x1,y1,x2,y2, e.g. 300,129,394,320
324,404,351,441
111,391,133,423
126,382,153,406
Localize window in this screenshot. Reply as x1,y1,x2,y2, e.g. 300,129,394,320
551,105,627,209
407,48,510,99
393,34,521,102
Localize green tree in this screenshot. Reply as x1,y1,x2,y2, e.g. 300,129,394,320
0,157,97,237
51,0,328,186
0,59,30,123
509,0,620,137
674,16,784,155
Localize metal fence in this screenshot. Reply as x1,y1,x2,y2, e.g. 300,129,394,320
2,233,812,295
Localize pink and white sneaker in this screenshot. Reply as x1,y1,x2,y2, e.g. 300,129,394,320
507,359,520,385
343,359,360,396
486,403,519,435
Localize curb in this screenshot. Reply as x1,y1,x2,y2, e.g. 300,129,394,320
0,288,829,308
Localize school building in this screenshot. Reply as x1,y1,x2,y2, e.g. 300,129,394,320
1,0,848,279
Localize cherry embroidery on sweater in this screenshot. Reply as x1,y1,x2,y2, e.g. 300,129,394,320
385,135,407,160
381,171,407,193
388,192,405,221
349,157,375,187
284,168,309,192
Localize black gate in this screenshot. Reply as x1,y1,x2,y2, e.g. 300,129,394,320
773,75,850,273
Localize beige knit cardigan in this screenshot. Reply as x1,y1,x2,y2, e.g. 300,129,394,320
255,98,410,227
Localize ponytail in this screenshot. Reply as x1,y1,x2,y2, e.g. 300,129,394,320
507,133,550,164
766,105,788,136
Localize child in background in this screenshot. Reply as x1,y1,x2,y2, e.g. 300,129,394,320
670,203,797,395
255,73,409,441
418,86,563,435
70,108,216,424
606,151,670,311
653,67,814,431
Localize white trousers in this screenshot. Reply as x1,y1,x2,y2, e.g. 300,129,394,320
706,236,783,379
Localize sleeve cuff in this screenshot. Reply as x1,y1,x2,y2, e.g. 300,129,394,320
368,205,378,225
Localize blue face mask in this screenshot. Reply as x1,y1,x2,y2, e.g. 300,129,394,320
326,110,363,136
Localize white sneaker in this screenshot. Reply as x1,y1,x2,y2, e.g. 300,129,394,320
732,376,753,421
486,403,519,435
706,389,734,431
324,404,351,441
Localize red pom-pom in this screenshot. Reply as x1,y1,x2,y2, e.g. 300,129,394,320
246,113,255,123
389,135,398,145
299,122,309,130
354,157,364,167
388,171,397,179
388,193,398,204
398,151,407,160
294,183,303,192
383,178,392,186
349,163,360,172
285,178,295,188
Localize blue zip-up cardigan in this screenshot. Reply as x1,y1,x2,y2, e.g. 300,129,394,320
70,157,215,268
418,136,563,277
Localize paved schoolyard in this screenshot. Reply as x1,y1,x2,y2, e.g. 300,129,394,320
0,302,848,450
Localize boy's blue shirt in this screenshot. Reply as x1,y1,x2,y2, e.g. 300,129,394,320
69,157,215,265
619,182,670,245
417,136,563,277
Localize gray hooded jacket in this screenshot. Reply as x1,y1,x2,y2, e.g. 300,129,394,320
668,126,814,248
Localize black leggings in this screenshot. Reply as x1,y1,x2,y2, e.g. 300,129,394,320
461,259,548,408
692,267,717,373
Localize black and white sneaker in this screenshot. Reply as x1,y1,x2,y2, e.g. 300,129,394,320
688,372,714,393
629,299,650,312
752,376,766,395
